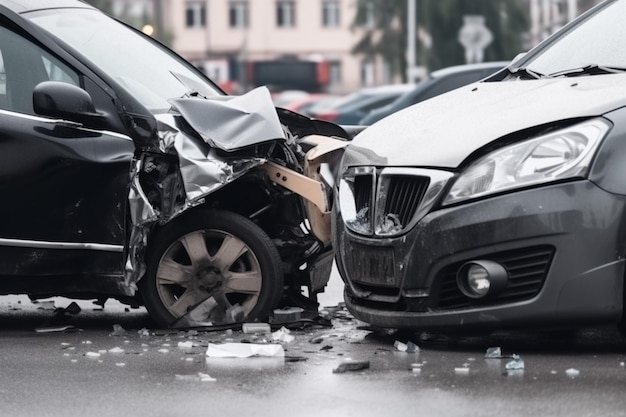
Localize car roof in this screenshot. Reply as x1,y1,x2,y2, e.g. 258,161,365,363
0,0,93,13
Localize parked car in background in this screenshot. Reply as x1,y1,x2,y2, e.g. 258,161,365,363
360,62,508,125
308,84,413,125
333,0,626,333
0,0,350,328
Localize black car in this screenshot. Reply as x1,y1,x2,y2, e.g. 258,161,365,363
359,62,507,125
334,0,626,333
0,0,350,327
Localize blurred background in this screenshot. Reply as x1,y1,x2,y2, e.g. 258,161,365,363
85,0,604,122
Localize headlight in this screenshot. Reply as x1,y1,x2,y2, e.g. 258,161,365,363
444,118,611,205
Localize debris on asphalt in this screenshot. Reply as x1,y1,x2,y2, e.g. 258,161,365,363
175,372,217,382
409,363,423,373
85,351,101,358
332,359,370,373
242,323,271,334
394,340,419,353
137,328,151,337
110,324,127,337
271,307,304,324
108,347,125,353
566,368,580,378
485,347,502,358
454,367,470,375
177,341,194,349
63,302,82,315
271,327,295,343
34,325,77,333
505,355,525,373
206,342,285,358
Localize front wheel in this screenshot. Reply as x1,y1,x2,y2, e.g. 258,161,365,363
140,210,284,328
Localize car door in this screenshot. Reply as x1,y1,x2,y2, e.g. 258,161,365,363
0,22,134,281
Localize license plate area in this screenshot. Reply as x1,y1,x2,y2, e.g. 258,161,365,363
348,244,397,286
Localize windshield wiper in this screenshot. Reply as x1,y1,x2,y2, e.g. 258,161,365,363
549,64,626,78
507,66,547,80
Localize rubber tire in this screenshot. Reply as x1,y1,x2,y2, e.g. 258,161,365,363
140,209,284,328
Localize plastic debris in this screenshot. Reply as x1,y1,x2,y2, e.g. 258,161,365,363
108,347,125,353
35,300,56,310
35,325,77,333
64,302,82,315
206,343,285,358
158,348,170,354
177,341,194,349
505,356,525,371
565,368,580,378
454,367,470,374
394,340,419,353
110,324,127,337
485,347,502,358
85,352,101,358
271,307,304,324
271,327,295,343
137,328,151,337
242,323,271,334
176,372,216,382
409,363,423,373
333,360,370,374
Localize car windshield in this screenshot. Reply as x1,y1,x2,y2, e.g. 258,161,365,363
524,0,626,76
25,8,221,111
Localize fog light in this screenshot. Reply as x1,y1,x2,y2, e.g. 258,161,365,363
457,260,508,299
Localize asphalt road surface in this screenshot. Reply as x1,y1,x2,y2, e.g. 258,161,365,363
1,272,626,417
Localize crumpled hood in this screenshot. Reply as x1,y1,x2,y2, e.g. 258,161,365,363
350,73,626,168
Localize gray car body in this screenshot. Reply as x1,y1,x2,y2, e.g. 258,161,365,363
333,0,626,331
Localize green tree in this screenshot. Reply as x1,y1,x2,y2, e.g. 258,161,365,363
353,0,529,80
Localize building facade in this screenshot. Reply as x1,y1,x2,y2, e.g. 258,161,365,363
157,0,387,94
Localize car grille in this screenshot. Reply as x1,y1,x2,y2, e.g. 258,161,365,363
382,175,429,230
436,246,554,310
342,168,434,236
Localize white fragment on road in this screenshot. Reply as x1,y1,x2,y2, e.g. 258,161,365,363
177,341,194,349
115,363,126,367
85,352,101,358
158,348,170,354
108,347,125,353
454,367,470,374
566,368,580,378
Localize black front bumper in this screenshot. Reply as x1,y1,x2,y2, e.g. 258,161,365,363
333,180,626,330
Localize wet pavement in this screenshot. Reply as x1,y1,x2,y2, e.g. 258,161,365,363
1,276,626,417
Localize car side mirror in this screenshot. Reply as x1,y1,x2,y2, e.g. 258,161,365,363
33,81,104,125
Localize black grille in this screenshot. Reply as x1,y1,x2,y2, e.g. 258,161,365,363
383,175,429,227
437,246,554,310
354,175,373,214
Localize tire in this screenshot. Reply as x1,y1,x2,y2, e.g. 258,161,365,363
140,209,284,328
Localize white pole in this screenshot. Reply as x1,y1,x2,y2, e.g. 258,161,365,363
568,0,578,22
407,0,416,82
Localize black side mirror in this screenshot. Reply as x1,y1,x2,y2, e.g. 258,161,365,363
33,81,104,125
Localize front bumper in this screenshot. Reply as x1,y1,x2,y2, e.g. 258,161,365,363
333,180,626,330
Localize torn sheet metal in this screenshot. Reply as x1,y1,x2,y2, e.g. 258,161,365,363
168,86,286,151
125,90,283,291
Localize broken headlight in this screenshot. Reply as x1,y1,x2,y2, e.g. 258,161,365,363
443,118,611,205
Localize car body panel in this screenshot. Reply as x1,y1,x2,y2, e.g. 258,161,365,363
0,0,350,321
333,0,626,332
350,73,626,169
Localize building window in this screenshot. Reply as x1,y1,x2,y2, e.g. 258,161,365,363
360,59,375,86
185,1,206,28
277,1,296,28
229,1,249,28
322,1,341,27
329,60,342,86
357,1,375,28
